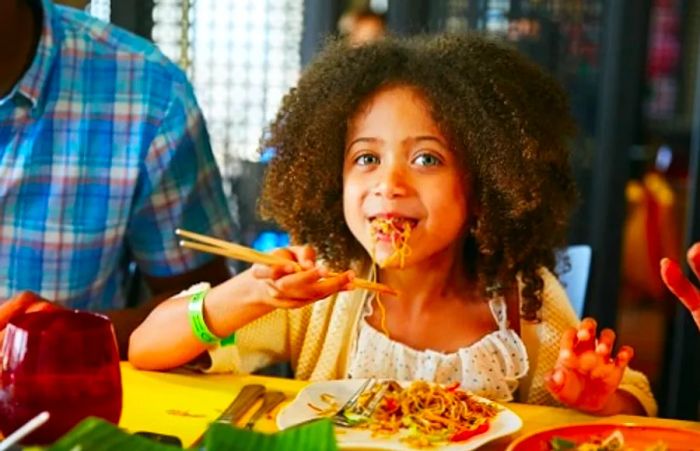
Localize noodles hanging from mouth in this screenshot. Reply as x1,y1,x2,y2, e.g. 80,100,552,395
369,217,414,269
368,217,414,338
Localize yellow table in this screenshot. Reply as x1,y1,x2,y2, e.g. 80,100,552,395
119,362,700,450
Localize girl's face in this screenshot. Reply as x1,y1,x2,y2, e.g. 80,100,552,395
343,85,469,268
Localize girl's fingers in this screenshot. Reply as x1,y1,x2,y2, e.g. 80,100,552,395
270,247,296,261
545,367,582,405
253,246,321,279
251,263,297,280
578,317,597,340
578,351,599,374
557,348,577,368
596,328,616,358
660,258,700,311
590,361,618,380
557,329,578,368
272,268,324,295
575,317,597,353
271,246,318,271
306,271,355,298
288,245,317,270
271,270,354,300
614,345,634,368
545,368,565,395
559,328,577,353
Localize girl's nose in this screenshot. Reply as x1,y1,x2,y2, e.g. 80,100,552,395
372,163,408,198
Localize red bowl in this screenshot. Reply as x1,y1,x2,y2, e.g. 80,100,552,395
506,423,700,451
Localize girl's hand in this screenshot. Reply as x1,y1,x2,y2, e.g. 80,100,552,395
660,242,700,331
545,318,633,414
250,245,354,309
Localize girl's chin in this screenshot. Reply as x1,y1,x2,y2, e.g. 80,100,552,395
367,249,412,269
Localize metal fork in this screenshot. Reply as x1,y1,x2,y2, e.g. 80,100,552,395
358,381,389,417
327,378,377,427
291,378,378,429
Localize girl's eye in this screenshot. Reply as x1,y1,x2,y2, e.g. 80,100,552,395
355,153,380,166
413,153,442,167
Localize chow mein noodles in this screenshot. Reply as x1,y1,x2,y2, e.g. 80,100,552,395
312,380,498,448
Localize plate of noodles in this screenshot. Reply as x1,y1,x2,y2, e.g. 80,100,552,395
505,423,700,451
277,379,522,450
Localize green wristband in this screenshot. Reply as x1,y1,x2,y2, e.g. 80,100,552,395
187,290,236,346
220,332,237,346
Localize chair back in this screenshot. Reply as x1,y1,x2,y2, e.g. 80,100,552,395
557,244,592,318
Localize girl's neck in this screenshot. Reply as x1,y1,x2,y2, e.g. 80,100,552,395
378,243,477,310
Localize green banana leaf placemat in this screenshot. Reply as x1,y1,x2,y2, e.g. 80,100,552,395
44,417,338,451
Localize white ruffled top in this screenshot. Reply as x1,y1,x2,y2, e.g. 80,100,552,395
347,296,530,402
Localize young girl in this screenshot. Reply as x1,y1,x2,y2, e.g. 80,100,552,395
129,34,656,416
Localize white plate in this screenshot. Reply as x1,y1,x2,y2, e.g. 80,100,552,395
277,379,523,450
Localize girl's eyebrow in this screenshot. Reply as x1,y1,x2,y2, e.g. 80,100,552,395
345,135,447,153
407,135,448,148
346,137,382,152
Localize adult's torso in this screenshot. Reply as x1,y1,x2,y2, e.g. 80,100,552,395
0,2,175,309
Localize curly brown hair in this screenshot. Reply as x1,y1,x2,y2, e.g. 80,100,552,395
259,33,578,321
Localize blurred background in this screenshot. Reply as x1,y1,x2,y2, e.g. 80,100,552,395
59,0,700,420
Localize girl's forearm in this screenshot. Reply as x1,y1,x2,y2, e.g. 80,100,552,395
128,270,274,370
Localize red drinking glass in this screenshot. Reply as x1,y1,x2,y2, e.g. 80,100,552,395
0,310,122,444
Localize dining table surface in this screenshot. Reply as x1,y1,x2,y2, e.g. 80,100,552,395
118,362,700,450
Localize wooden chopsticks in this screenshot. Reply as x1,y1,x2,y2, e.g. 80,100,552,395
176,229,398,296
176,228,303,271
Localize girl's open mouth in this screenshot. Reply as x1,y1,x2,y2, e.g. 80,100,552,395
368,215,416,268
368,216,418,242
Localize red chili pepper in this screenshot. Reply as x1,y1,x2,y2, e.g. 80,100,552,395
384,398,399,413
445,381,461,392
450,423,489,442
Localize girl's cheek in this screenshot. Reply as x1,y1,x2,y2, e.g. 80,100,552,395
342,197,365,234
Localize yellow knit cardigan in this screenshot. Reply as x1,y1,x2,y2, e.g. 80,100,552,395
207,269,657,416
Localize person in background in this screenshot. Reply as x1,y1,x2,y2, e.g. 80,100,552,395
338,8,387,46
660,243,700,330
0,0,235,355
130,34,656,417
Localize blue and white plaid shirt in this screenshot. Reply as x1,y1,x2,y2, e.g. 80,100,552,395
0,0,235,310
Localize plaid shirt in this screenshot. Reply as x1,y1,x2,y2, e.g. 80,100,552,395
0,0,235,310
